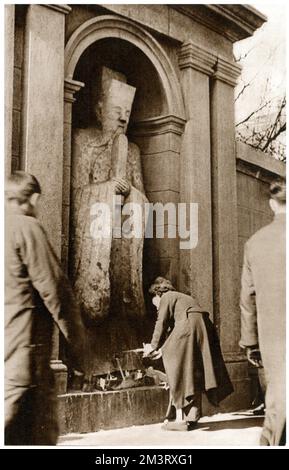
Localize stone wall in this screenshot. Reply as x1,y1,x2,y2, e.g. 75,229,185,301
236,142,286,286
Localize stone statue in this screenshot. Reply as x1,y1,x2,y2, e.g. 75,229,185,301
70,67,148,375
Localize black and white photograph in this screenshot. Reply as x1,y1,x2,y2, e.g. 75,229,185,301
2,1,287,451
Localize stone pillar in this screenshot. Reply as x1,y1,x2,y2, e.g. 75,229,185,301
62,78,84,272
178,41,216,315
178,45,250,409
209,56,251,410
51,79,83,393
21,4,71,256
21,4,72,392
210,57,242,356
5,5,15,176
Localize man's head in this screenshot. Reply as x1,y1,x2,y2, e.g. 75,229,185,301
93,67,136,135
5,171,41,216
269,177,286,215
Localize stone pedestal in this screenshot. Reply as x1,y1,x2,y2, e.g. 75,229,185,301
58,387,170,434
50,360,68,395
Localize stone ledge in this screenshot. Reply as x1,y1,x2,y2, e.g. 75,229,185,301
174,5,266,43
45,5,72,15
58,373,251,435
178,41,241,85
131,115,186,137
178,41,216,75
213,56,242,87
64,78,84,103
236,142,286,179
57,386,170,434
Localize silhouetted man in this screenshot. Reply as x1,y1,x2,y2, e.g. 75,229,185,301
240,177,286,446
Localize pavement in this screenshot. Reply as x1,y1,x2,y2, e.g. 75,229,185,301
58,411,264,447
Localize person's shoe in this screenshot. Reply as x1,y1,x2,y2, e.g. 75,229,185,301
186,421,198,431
164,405,177,422
161,421,188,431
252,403,265,416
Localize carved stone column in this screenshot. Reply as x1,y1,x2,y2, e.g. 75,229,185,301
178,41,216,315
209,56,251,408
62,78,84,272
20,4,72,393
5,5,15,176
210,57,242,356
50,79,84,394
21,4,71,256
179,42,250,409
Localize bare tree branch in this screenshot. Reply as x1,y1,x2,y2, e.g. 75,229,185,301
235,45,256,63
236,98,273,127
260,98,286,151
235,81,251,102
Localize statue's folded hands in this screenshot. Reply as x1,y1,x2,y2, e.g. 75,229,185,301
111,177,131,196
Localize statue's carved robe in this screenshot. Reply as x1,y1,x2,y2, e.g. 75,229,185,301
70,128,148,374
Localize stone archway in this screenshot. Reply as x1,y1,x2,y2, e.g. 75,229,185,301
64,15,185,119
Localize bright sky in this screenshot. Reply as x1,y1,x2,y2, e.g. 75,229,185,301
234,1,286,123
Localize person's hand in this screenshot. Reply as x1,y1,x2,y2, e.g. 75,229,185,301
112,177,131,196
247,348,263,367
142,343,154,358
149,349,162,360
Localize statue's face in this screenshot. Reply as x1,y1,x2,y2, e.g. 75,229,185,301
100,97,132,134
96,80,136,135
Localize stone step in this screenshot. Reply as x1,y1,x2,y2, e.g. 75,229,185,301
57,377,251,435
57,386,170,435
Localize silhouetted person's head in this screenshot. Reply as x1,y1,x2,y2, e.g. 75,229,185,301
269,177,286,215
5,171,41,217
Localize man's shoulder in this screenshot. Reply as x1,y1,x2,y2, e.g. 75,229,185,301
10,214,44,236
6,213,38,226
246,219,276,250
5,214,45,248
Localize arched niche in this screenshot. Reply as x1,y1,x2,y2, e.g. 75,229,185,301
62,14,186,294
71,37,167,128
64,15,185,119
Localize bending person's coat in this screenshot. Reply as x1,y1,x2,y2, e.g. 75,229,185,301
150,291,233,410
